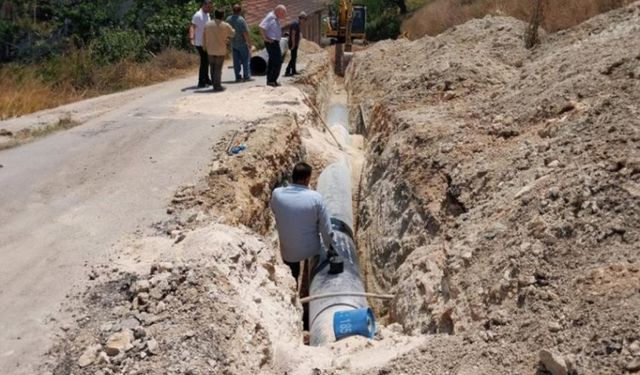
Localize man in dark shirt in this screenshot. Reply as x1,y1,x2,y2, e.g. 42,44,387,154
285,11,307,77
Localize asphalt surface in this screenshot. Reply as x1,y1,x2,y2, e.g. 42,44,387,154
0,68,253,374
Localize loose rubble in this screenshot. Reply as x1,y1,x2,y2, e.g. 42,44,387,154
45,225,304,375
348,2,640,374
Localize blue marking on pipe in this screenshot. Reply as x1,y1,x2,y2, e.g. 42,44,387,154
333,307,377,340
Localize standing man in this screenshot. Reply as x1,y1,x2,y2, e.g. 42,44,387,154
189,0,212,88
226,4,253,82
202,9,235,92
285,11,307,77
259,4,287,87
271,163,335,285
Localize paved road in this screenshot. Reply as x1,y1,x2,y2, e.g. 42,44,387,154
0,68,255,373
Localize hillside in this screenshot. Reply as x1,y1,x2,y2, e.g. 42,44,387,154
403,0,636,38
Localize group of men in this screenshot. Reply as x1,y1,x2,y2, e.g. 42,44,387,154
190,1,307,91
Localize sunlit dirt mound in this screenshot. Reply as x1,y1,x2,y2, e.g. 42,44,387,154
348,3,639,374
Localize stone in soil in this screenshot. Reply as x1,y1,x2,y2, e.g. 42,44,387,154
105,330,134,356
627,358,640,372
78,344,101,368
147,338,160,355
539,349,569,375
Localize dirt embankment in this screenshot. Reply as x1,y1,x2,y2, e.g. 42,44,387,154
403,0,636,38
348,3,639,374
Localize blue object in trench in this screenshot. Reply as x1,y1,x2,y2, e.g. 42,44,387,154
333,307,376,340
230,144,246,154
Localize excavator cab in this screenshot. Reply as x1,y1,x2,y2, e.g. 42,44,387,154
325,2,367,44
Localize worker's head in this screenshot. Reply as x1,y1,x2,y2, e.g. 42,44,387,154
214,9,224,20
299,11,307,23
233,4,242,15
275,4,287,20
202,0,212,13
291,162,312,186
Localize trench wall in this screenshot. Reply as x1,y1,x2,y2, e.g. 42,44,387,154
345,14,640,375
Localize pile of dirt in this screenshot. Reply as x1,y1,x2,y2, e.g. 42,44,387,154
299,39,325,55
347,3,639,374
402,0,636,38
43,224,304,375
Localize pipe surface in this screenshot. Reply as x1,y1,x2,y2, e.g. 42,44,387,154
300,292,394,304
316,158,353,230
250,38,289,76
308,104,371,346
308,224,367,346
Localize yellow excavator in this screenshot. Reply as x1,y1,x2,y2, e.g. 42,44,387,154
325,0,367,74
325,0,367,52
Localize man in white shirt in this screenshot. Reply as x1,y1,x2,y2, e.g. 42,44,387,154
271,162,334,285
189,0,212,88
259,4,287,87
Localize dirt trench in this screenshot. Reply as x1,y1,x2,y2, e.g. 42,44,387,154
41,46,420,375
40,5,640,372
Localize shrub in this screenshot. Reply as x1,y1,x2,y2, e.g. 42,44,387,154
366,12,402,41
0,20,19,62
90,29,148,64
249,25,265,50
40,49,95,89
140,3,195,52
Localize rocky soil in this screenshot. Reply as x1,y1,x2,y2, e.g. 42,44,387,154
44,224,302,375
39,4,640,375
348,2,639,374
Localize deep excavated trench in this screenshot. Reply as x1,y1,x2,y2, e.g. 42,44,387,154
301,79,397,342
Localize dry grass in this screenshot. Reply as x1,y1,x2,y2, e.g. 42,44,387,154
403,0,635,38
0,49,198,120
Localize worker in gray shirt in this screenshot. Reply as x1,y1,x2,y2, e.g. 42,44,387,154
271,162,334,285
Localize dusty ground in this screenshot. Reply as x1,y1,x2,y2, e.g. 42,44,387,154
35,42,427,375
5,5,640,375
348,2,639,374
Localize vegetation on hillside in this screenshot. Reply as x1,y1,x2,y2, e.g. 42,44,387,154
0,0,234,119
358,0,428,41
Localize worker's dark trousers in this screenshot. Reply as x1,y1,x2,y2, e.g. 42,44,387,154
208,55,225,90
285,47,298,75
265,41,282,84
286,259,310,329
196,46,210,86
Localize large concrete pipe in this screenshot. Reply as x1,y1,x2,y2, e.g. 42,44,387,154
250,38,289,76
309,159,369,346
326,103,351,145
308,104,373,346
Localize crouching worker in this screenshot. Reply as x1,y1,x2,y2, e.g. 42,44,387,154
270,162,334,287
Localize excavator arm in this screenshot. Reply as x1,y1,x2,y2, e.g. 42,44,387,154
325,0,366,44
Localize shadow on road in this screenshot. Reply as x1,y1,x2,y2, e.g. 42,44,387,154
181,85,200,92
